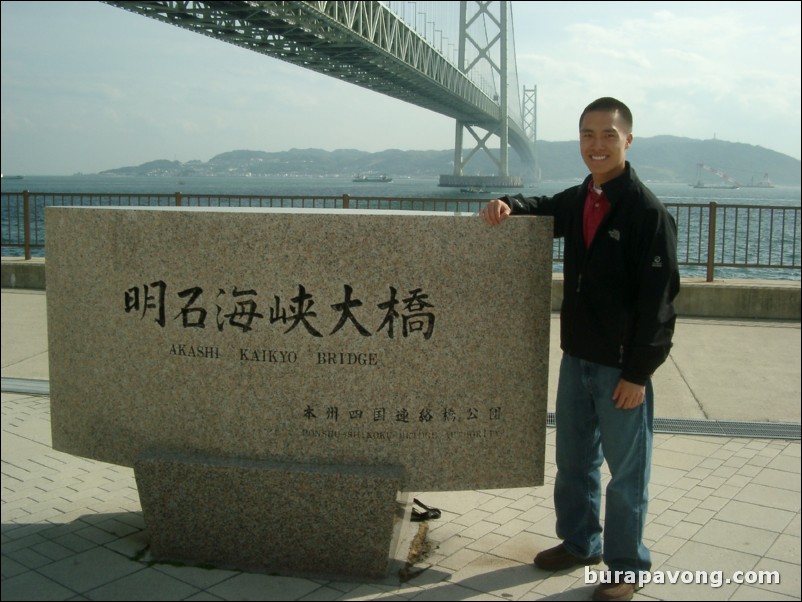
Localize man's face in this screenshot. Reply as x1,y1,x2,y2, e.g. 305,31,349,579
579,109,633,184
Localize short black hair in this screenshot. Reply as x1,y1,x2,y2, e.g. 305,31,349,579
579,97,633,133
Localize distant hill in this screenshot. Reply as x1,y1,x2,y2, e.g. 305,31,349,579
99,136,801,186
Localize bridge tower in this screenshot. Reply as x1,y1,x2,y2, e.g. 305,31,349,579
522,85,540,182
440,1,525,189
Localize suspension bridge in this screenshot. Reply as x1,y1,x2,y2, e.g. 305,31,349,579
101,1,537,187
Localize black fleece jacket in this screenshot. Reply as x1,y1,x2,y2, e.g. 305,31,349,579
501,163,680,384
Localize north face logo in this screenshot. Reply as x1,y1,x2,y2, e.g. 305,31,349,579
608,229,621,241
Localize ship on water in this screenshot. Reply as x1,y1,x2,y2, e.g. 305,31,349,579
692,182,740,190
690,163,776,190
352,173,393,183
743,173,775,188
691,163,741,189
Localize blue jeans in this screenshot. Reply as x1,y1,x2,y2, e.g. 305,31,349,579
553,353,653,573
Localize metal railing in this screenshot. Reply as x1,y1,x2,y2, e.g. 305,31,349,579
2,191,800,281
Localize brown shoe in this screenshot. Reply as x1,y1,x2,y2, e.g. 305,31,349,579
533,543,602,571
592,582,640,601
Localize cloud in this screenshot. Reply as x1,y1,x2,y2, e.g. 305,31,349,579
511,3,800,158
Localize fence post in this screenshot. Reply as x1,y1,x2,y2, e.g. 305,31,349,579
342,194,350,209
175,192,183,207
706,201,717,282
23,190,32,260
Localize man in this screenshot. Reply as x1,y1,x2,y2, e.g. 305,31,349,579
480,97,679,602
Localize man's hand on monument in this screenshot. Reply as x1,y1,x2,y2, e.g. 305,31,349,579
480,199,511,225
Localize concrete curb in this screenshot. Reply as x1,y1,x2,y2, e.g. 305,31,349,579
1,257,46,290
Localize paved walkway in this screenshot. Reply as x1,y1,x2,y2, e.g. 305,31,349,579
2,289,800,600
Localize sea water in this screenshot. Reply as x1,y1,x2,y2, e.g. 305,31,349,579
2,174,800,206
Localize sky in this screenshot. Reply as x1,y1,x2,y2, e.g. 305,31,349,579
1,1,800,175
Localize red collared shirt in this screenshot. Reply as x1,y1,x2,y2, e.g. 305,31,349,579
583,181,611,249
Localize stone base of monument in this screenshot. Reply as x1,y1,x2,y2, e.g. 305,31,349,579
134,450,408,579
